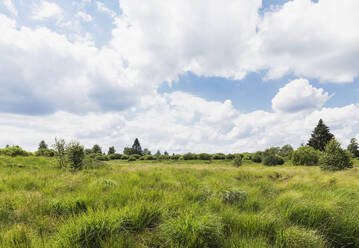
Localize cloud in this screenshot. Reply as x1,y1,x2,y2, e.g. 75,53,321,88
253,0,359,82
96,1,116,18
272,78,331,113
3,0,17,16
76,11,93,22
32,1,62,20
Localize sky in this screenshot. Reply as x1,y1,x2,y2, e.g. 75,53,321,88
0,0,358,154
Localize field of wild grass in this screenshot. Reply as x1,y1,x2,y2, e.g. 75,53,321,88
0,156,359,248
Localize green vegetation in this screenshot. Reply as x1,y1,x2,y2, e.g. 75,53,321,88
0,155,358,247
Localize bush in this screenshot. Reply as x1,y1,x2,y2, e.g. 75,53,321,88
320,139,353,171
170,154,181,160
263,154,284,166
66,141,85,170
183,153,197,160
0,146,30,157
108,153,122,160
95,155,109,161
292,146,320,166
161,211,223,248
121,155,129,160
251,152,262,163
158,155,170,160
225,154,235,160
233,155,242,167
212,153,225,160
35,148,55,157
198,153,212,160
143,155,155,160
128,155,137,161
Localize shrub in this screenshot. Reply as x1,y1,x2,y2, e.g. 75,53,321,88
128,155,137,161
225,154,235,160
95,155,109,161
320,139,353,171
251,152,262,163
35,148,55,157
0,146,30,157
263,154,284,166
121,155,129,160
53,138,66,168
143,155,155,160
292,146,320,166
233,155,242,167
182,153,197,160
212,153,225,160
170,154,181,160
66,141,85,170
132,154,141,159
161,211,223,248
158,155,170,160
198,153,212,160
108,153,122,160
241,153,252,160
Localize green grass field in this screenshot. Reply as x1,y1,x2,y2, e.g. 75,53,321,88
0,156,359,247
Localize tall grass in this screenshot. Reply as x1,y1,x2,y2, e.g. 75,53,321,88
0,155,358,247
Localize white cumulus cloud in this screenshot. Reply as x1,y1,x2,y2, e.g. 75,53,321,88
272,78,332,113
32,1,62,20
3,0,17,16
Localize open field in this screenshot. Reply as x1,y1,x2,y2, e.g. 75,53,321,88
0,156,359,247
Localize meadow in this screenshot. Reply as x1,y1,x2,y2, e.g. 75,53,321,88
0,156,359,248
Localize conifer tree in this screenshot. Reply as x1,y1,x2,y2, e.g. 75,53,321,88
38,140,48,150
347,138,359,157
131,138,143,155
307,119,334,151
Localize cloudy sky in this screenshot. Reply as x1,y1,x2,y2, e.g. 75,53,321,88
0,0,358,153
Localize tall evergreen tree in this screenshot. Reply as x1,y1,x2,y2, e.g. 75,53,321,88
108,146,115,155
131,138,143,155
307,119,334,151
38,140,48,150
347,138,359,157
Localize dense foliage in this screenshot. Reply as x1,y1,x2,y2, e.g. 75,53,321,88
292,146,320,166
320,139,353,171
307,119,334,151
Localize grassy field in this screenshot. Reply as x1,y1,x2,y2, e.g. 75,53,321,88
0,156,359,247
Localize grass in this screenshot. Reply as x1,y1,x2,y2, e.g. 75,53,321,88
0,156,359,247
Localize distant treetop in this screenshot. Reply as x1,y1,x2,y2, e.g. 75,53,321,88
307,119,334,151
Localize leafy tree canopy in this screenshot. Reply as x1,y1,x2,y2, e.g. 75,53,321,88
347,138,359,158
38,140,48,150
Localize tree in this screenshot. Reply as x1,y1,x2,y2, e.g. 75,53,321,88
91,144,102,154
164,151,169,156
279,144,294,158
307,119,334,151
143,148,151,155
123,147,133,155
66,141,85,170
131,138,143,155
155,150,161,157
347,138,359,158
108,146,115,155
292,146,320,166
38,140,48,150
53,138,66,168
320,139,352,171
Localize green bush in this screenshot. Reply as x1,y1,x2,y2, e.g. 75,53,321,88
161,211,223,248
198,153,212,160
183,153,197,160
158,155,170,160
35,148,55,157
121,155,129,160
251,152,262,163
263,154,284,166
143,155,155,160
0,146,30,157
108,153,122,160
170,154,181,160
292,146,320,166
233,155,242,167
95,155,109,161
225,154,235,160
212,153,225,160
128,155,137,161
320,139,353,171
66,141,85,170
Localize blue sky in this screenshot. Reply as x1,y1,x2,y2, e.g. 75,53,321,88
0,0,358,153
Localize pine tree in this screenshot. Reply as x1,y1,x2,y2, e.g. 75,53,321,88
108,146,115,155
307,119,334,151
347,138,359,157
131,138,143,155
38,140,48,150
